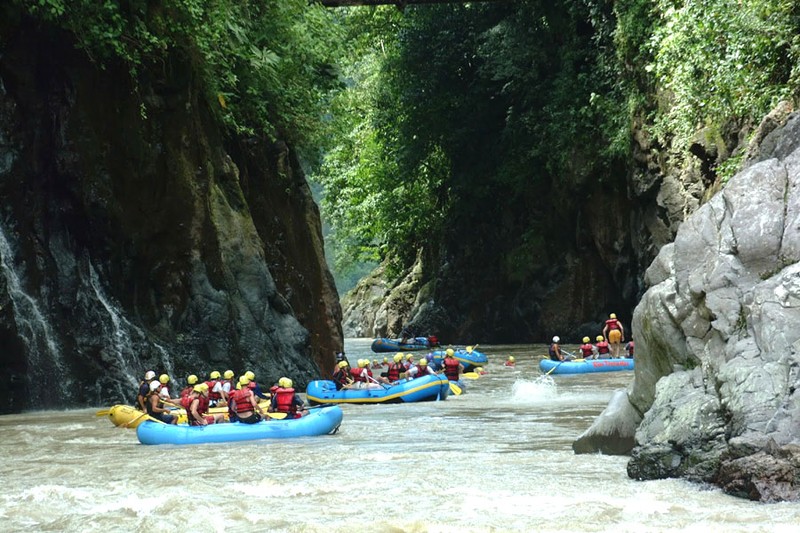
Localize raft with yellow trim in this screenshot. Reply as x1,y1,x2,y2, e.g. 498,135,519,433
306,374,450,405
105,401,271,428
136,405,343,445
539,357,634,374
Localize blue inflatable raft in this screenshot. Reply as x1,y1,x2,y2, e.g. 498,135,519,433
136,405,343,445
371,337,436,353
539,358,634,375
430,346,488,371
306,374,450,405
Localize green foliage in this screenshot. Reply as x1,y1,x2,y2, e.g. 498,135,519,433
16,0,345,152
646,0,800,151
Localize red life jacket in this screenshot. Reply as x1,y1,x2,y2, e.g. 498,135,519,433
605,318,621,331
232,388,254,414
350,367,366,383
387,363,403,381
180,394,194,410
580,343,594,357
205,380,222,401
596,341,610,354
274,387,297,414
180,386,193,399
443,358,460,381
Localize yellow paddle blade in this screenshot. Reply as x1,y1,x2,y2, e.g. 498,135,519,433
266,412,288,420
449,382,462,396
462,372,480,379
95,409,110,416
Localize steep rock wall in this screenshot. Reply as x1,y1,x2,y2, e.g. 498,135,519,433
0,15,341,412
574,110,800,502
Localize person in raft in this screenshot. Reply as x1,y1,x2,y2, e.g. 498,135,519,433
145,380,177,424
579,337,595,360
625,339,635,358
270,377,306,418
185,383,225,426
549,336,564,361
595,335,612,358
603,313,625,358
180,374,199,399
504,356,516,367
332,360,352,390
406,357,436,379
380,353,406,384
230,375,265,424
442,349,465,382
137,370,156,411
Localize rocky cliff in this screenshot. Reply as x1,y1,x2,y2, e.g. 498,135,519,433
0,15,341,412
574,109,800,502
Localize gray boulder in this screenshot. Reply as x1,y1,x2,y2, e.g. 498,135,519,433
575,113,800,501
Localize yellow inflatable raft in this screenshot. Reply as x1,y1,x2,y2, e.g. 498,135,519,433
103,401,271,428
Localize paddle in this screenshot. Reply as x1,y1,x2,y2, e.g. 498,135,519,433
544,361,564,376
449,382,462,396
462,372,480,379
366,374,391,390
95,409,110,417
121,411,149,428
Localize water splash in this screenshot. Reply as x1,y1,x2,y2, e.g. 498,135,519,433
509,377,558,403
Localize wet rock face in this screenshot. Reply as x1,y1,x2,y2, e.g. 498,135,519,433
0,18,340,411
622,114,800,501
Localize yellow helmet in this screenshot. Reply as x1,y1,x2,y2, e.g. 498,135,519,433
192,384,207,393
406,354,414,360
596,335,604,342
446,348,455,357
383,357,388,363
508,356,515,362
245,371,255,381
466,345,474,353
159,374,170,384
210,370,221,380
239,375,251,386
610,313,617,319
372,359,378,364
224,370,234,379
187,374,198,385
280,377,293,388
338,360,349,369
419,358,428,366
358,359,368,368
394,353,403,363
475,367,484,373
583,336,590,343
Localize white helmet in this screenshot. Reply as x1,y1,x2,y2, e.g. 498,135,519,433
553,336,560,343
144,370,156,381
149,380,160,392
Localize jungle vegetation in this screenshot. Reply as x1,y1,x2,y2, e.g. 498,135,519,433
9,0,800,292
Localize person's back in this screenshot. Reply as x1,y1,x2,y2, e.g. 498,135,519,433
443,350,462,381
595,335,611,357
272,377,304,418
579,337,594,359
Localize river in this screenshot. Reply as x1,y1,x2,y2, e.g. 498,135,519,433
1,339,798,532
